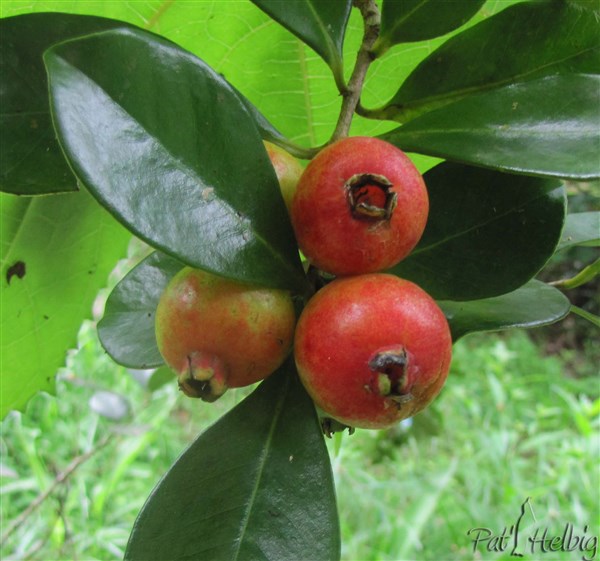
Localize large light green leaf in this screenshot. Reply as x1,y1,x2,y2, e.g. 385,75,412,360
98,252,183,369
375,0,485,55
390,162,566,301
0,190,131,417
125,363,341,561
249,0,351,89
377,0,600,122
440,280,571,341
44,27,307,292
0,13,139,195
383,74,600,179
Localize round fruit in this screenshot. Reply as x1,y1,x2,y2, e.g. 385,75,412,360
155,267,296,401
264,140,304,213
290,136,428,276
294,274,452,429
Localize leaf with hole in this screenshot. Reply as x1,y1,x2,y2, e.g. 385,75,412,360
1,190,131,418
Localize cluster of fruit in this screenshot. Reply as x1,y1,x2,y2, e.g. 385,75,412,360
155,137,452,430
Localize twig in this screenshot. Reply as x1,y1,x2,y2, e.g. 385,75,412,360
329,0,381,143
1,434,113,544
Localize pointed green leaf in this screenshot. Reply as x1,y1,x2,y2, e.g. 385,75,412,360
250,0,351,87
44,28,307,292
558,211,600,250
97,252,184,369
0,190,131,418
390,162,566,301
383,74,600,179
440,280,571,341
125,364,341,561
0,12,139,195
379,0,600,121
375,0,485,55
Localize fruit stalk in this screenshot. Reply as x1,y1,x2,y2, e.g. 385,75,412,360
330,0,381,142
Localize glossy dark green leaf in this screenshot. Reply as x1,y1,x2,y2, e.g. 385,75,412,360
44,28,307,292
1,189,131,418
375,0,485,55
557,211,600,250
250,0,351,87
390,162,566,301
0,12,138,195
440,280,571,341
125,363,341,561
383,74,600,179
380,0,600,121
97,252,184,369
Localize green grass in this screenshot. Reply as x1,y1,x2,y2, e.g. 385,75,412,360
332,333,599,561
1,323,598,561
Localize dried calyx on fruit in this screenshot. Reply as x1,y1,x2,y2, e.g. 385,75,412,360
294,274,452,430
346,173,397,221
291,136,429,276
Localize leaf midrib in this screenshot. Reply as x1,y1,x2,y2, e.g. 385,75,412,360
410,188,561,257
231,374,290,561
395,45,599,118
384,0,434,39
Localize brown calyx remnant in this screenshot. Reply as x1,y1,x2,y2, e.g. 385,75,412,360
367,347,414,406
345,173,397,221
178,352,228,402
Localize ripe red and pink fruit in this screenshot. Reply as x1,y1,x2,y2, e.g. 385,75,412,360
294,274,452,429
291,136,429,276
155,267,296,401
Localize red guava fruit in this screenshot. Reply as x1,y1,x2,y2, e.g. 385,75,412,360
155,267,296,401
294,274,452,429
290,136,429,275
264,140,304,213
